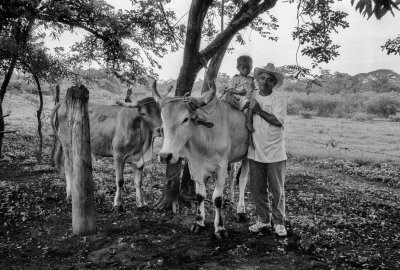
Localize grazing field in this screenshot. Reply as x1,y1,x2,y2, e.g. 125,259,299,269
286,115,400,163
0,92,399,269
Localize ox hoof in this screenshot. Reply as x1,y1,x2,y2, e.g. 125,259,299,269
190,223,205,234
214,230,228,239
114,205,125,213
235,213,249,223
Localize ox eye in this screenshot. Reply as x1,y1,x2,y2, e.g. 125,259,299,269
182,117,189,124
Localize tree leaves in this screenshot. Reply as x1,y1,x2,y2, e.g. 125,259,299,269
1,0,186,84
351,0,400,19
291,0,349,68
381,35,400,55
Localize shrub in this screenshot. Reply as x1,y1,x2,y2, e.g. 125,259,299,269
314,96,340,117
287,102,303,115
389,115,400,122
351,112,374,122
299,110,313,119
366,93,400,118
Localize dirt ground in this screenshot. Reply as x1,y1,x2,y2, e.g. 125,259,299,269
1,99,400,269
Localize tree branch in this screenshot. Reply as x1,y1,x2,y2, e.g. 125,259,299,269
200,0,278,61
158,0,180,48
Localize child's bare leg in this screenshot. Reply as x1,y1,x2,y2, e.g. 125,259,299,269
245,107,255,132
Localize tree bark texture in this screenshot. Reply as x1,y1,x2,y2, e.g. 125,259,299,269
66,85,96,235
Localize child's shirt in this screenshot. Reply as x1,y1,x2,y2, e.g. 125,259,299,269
229,74,255,109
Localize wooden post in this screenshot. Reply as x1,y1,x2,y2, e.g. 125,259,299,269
65,85,96,235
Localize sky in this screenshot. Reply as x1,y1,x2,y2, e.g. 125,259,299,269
48,0,400,80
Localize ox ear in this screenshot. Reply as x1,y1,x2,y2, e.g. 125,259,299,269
196,119,214,128
190,113,214,128
138,106,148,117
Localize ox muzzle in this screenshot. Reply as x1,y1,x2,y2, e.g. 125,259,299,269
158,152,175,164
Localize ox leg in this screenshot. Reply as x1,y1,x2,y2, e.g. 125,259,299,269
225,164,235,208
236,159,249,222
191,180,206,233
113,155,125,212
134,165,147,208
213,164,228,239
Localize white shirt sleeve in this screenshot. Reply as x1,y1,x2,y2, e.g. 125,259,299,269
273,94,286,126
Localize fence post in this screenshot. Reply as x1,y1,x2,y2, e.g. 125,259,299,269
65,85,96,235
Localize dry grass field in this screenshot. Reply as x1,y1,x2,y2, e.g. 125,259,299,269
285,115,400,164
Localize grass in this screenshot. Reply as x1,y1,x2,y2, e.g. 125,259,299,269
3,90,400,167
285,115,400,164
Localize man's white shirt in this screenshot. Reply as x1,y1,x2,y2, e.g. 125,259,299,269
247,90,287,163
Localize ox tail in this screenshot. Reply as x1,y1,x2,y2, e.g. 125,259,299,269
50,101,63,173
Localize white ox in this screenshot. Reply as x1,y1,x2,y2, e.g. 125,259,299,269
156,82,250,239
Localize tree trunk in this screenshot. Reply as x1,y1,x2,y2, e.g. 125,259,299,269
66,85,96,235
201,38,232,94
33,73,43,163
0,59,17,157
51,85,60,166
153,0,213,211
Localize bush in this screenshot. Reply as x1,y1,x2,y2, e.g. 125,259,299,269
287,102,303,115
389,115,400,122
299,110,313,119
314,96,340,117
351,112,374,122
366,93,400,118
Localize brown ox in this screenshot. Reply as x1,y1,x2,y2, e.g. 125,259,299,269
52,84,165,211
156,83,249,239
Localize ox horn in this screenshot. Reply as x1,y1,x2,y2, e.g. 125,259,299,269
188,80,216,111
151,79,162,102
204,80,216,104
164,85,174,97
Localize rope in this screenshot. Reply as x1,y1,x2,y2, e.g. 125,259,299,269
164,163,184,182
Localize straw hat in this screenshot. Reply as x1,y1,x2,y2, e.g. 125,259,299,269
254,63,284,88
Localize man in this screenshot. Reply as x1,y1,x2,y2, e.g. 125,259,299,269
247,63,287,237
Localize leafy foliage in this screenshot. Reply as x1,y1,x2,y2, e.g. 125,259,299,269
382,35,400,55
351,0,400,19
0,0,185,84
291,0,349,68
